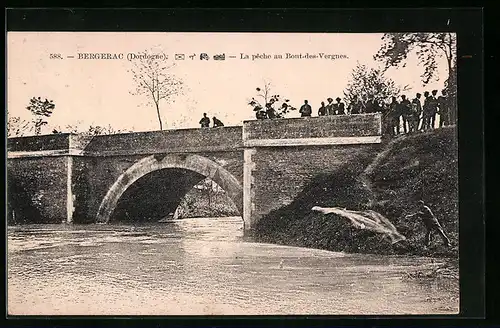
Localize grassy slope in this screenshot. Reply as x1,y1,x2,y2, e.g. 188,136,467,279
253,127,458,258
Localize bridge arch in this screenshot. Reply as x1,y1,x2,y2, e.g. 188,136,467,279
95,154,243,225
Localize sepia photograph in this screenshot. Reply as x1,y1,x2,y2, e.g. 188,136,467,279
6,31,460,316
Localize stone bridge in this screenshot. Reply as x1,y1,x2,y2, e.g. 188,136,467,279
7,114,383,230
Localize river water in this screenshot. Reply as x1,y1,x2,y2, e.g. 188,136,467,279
7,217,459,316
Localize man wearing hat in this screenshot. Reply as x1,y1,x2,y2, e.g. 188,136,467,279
326,98,335,115
334,97,346,115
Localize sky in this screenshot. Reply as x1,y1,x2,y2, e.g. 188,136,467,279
7,32,453,134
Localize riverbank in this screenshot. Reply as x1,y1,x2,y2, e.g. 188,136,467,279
253,127,458,260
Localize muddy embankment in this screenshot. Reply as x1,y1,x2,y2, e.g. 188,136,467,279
253,127,459,263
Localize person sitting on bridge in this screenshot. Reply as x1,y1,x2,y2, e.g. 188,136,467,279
405,200,451,247
265,103,277,119
212,116,224,127
199,113,210,128
255,109,267,120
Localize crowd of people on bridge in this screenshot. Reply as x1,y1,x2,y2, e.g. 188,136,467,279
382,89,456,137
252,89,455,137
199,89,456,136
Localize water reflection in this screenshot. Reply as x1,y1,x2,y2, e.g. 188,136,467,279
8,217,458,315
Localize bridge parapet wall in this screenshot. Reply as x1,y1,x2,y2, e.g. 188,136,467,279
8,126,243,157
243,113,382,147
79,126,243,156
8,133,71,153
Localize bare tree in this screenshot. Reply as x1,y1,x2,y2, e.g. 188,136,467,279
129,50,184,130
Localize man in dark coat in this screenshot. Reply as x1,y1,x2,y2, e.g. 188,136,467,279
326,98,334,116
199,113,210,128
421,91,431,131
334,97,346,115
428,90,440,129
318,101,327,116
399,95,412,134
299,100,312,117
364,95,376,113
437,89,449,127
349,95,365,115
410,93,423,132
265,103,277,119
389,96,401,136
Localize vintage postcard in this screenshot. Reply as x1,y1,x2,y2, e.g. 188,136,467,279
7,31,459,315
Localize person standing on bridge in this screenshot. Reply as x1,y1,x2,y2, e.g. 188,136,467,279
399,95,412,134
334,97,346,115
348,95,365,115
364,95,376,114
212,116,224,127
421,91,431,131
326,98,335,116
429,90,440,129
405,200,451,247
410,93,423,133
389,96,401,136
437,89,449,128
199,113,210,128
299,100,312,117
318,101,327,116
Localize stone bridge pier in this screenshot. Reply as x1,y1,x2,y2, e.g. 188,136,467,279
7,114,382,231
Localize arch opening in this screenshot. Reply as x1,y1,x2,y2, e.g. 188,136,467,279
96,154,243,225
